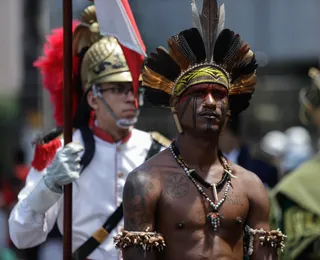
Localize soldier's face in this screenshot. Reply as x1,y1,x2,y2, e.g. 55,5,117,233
89,82,139,127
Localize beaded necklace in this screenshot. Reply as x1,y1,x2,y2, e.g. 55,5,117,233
169,141,234,231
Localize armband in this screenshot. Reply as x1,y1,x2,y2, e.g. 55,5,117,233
244,225,287,255
114,228,166,251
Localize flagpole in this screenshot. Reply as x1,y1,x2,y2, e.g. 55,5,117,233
63,0,73,258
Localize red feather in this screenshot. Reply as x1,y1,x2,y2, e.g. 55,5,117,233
34,21,81,126
31,138,62,172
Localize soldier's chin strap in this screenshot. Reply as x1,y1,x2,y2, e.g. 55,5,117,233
92,84,139,129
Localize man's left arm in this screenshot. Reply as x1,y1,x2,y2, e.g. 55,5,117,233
246,173,284,260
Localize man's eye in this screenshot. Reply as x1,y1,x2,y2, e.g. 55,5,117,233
188,91,205,97
213,91,227,98
113,87,126,93
117,88,125,93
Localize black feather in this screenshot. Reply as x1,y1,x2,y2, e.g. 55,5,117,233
213,29,235,64
229,93,253,117
231,56,258,82
144,87,171,108
178,28,206,63
145,47,181,82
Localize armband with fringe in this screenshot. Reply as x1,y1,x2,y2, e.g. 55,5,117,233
114,228,166,251
244,225,287,255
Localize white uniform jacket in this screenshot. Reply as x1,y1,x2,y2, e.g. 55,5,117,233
9,126,165,260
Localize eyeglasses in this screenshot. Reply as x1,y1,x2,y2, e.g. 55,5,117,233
100,86,134,96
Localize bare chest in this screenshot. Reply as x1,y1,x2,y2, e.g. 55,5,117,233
157,173,249,233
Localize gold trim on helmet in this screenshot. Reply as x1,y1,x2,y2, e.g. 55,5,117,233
81,37,136,90
73,5,142,91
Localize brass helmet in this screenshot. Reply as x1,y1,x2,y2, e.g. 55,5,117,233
81,37,133,89
34,4,140,127
73,5,134,91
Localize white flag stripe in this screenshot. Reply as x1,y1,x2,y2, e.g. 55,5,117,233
117,0,145,55
94,0,146,56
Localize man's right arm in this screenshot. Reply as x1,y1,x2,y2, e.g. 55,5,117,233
122,165,161,260
9,141,83,248
8,167,61,248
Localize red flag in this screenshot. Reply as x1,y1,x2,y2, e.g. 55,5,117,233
94,0,146,97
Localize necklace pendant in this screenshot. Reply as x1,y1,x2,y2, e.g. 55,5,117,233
212,183,218,202
207,212,220,231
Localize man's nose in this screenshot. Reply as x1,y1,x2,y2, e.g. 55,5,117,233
125,89,135,102
204,93,216,108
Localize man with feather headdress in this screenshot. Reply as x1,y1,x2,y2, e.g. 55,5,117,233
8,3,169,260
269,67,320,260
115,1,286,259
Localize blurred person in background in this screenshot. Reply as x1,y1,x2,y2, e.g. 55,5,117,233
270,67,320,259
13,148,30,183
0,166,21,260
219,116,279,189
0,167,8,252
9,4,168,260
281,126,314,175
260,130,288,179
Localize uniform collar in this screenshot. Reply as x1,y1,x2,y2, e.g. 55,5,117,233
91,123,132,144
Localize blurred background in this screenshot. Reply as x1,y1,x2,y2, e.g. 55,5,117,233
0,0,319,259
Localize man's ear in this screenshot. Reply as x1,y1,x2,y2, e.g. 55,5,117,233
87,90,98,110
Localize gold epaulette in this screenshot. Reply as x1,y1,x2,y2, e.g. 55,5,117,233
151,132,171,148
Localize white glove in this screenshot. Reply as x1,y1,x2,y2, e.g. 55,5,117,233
43,142,84,193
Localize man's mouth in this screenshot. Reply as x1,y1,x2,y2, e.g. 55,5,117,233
122,109,138,118
123,109,137,113
198,111,219,119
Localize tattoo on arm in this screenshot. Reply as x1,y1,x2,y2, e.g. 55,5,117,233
122,166,159,260
123,169,156,230
226,193,244,206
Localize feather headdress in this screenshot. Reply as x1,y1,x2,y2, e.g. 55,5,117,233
142,0,258,117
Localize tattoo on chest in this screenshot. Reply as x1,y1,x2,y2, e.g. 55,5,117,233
226,194,243,206
165,174,189,198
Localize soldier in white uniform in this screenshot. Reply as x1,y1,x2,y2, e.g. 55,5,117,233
8,5,169,260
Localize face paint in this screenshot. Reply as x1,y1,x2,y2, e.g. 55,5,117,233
206,118,212,132
193,96,198,129
179,96,192,121
175,83,229,134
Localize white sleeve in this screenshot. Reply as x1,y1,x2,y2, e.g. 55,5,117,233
8,167,62,249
